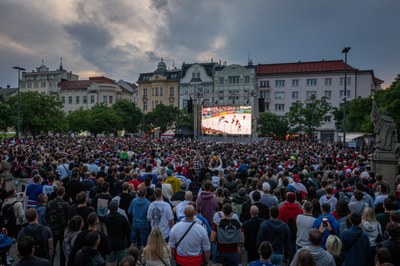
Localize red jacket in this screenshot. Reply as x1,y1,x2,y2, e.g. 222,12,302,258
278,202,303,225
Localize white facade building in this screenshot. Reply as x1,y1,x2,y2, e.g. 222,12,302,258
256,60,383,140
20,61,78,95
59,76,133,112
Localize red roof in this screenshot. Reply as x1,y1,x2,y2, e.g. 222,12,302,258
257,60,358,75
59,76,114,90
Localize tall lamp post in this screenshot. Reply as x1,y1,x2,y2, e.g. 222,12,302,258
341,47,351,150
12,66,25,138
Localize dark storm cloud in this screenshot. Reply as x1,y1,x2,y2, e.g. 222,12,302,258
151,0,168,11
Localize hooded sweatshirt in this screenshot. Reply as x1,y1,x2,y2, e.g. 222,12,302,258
196,191,219,225
128,197,151,227
256,219,290,260
312,213,340,249
290,245,335,266
278,202,303,225
362,220,382,247
104,211,131,251
342,226,370,266
74,246,105,266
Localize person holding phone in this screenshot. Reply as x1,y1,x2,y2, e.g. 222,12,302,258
312,203,339,249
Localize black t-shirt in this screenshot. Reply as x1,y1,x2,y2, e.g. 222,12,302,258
68,205,95,230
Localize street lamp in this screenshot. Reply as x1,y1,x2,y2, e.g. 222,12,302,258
12,66,25,138
341,47,351,150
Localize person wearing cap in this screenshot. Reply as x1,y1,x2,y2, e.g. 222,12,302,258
164,169,181,194
104,200,131,266
171,183,187,202
260,182,278,210
287,174,307,199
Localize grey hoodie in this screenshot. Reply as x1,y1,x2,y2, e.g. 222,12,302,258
362,220,382,247
291,245,335,266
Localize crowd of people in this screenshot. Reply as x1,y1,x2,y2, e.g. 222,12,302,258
0,135,399,266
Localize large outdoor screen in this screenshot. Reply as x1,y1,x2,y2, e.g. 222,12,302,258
201,106,252,135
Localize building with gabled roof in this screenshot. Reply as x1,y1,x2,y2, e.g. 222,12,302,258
256,60,383,140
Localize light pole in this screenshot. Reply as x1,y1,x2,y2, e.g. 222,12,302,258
12,66,25,138
341,47,351,150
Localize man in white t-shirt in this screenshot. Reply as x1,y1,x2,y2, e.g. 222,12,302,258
147,188,174,241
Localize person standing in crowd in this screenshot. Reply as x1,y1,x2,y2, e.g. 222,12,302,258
147,188,174,241
312,203,339,249
319,187,337,212
92,182,113,221
104,200,131,266
378,223,400,265
68,191,95,231
291,229,335,266
113,182,133,217
296,201,315,250
65,170,85,205
164,169,181,194
196,181,219,226
15,236,51,266
26,174,43,208
260,182,279,209
169,205,210,266
257,206,290,266
250,190,269,220
45,186,70,266
362,207,383,266
210,203,243,266
175,191,193,221
63,215,83,266
128,187,151,250
326,235,344,266
348,191,368,215
17,208,54,261
244,206,265,263
248,241,275,266
2,189,26,238
142,227,171,266
74,231,105,266
341,213,370,266
35,193,48,225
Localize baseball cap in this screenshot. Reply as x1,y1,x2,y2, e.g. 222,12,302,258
262,182,271,192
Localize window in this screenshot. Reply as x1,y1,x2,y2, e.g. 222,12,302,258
275,104,285,111
61,97,65,104
197,73,200,78
339,90,350,97
83,96,87,104
27,83,32,88
41,82,46,88
192,73,196,78
228,76,240,84
169,100,174,106
34,83,39,88
143,101,148,111
275,92,285,100
109,96,113,104
49,82,54,88
325,78,332,86
260,81,269,87
324,116,332,122
219,77,224,84
275,80,285,87
90,95,95,104
306,79,317,86
306,91,317,98
68,96,72,104
324,90,332,98
292,91,299,99
292,79,299,87
143,88,148,96
103,95,107,103
169,87,174,96
76,96,80,104
151,88,154,96
155,87,158,96
340,77,351,86
160,87,163,96
244,76,250,83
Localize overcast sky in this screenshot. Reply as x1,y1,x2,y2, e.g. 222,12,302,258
1,0,399,88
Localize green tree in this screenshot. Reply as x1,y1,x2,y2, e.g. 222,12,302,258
286,95,331,137
144,104,180,132
87,104,122,136
0,99,11,131
333,97,373,133
112,100,143,133
257,112,288,138
66,108,91,133
7,92,65,137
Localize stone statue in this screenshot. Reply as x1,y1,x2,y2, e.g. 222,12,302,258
371,100,398,152
0,160,15,191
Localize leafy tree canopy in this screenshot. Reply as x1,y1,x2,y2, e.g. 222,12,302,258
257,112,288,138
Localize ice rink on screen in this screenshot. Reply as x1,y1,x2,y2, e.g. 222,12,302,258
202,113,252,135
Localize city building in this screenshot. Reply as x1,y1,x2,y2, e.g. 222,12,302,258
256,60,383,140
58,76,133,112
20,60,78,95
117,80,138,106
136,59,180,113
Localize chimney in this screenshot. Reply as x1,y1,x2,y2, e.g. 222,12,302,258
211,58,213,63
223,61,227,66
219,60,221,65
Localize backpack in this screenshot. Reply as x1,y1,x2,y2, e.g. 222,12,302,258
216,218,242,244
339,191,353,203
1,201,19,227
24,225,47,259
231,201,243,218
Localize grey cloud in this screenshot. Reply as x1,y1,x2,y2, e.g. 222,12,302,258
151,0,168,11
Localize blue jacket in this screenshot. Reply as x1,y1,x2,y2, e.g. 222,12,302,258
312,213,339,249
342,226,370,266
128,197,150,228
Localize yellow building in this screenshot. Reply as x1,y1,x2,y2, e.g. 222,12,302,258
137,59,180,113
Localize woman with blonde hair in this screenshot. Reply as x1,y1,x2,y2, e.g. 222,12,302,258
142,227,171,266
361,206,382,266
326,235,343,266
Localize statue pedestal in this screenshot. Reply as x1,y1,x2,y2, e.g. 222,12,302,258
372,151,399,194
